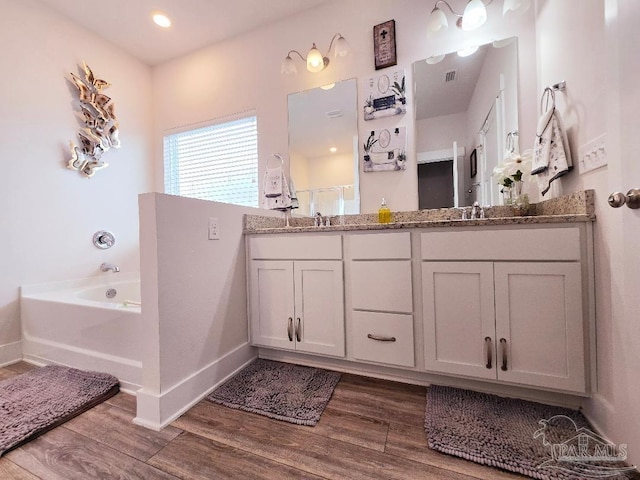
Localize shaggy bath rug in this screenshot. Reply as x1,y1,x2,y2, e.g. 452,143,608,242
0,365,119,455
425,385,636,480
207,359,340,426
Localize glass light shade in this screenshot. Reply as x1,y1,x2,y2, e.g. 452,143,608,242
426,7,448,33
281,55,297,75
306,44,325,72
461,0,488,31
334,35,350,57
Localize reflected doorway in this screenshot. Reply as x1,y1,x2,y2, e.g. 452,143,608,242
418,160,454,209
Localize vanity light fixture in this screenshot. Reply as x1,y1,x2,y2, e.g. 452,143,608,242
152,12,172,28
329,147,337,153
502,0,531,16
426,0,492,35
281,34,350,75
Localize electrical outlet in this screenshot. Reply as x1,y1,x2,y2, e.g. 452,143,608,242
208,217,219,240
579,134,607,174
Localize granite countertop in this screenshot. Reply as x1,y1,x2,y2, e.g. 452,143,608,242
244,190,595,234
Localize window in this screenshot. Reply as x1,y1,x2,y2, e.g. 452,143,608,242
164,114,258,207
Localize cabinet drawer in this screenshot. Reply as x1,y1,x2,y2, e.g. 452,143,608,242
351,260,412,313
350,232,411,259
250,234,342,260
421,228,581,261
352,311,415,367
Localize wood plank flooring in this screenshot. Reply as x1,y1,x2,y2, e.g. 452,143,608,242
0,362,530,480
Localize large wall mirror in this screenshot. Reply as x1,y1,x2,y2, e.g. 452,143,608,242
413,37,519,208
288,78,359,216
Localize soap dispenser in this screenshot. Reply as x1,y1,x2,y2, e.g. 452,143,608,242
378,197,392,224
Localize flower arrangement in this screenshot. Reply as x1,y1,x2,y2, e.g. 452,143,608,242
493,149,533,206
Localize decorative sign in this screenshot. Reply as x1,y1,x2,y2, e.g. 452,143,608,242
373,20,397,70
363,68,406,121
363,127,407,172
67,62,120,178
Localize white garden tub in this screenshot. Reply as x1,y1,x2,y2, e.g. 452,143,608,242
20,272,142,392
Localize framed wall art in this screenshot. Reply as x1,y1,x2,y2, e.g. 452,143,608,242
470,149,478,178
363,127,407,172
373,20,397,70
363,68,407,121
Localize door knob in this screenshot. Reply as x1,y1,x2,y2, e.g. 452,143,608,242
608,189,640,209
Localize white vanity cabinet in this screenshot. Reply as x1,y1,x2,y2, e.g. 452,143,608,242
348,232,415,368
248,235,345,357
421,227,587,393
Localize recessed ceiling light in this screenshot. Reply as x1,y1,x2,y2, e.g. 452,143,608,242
152,13,171,28
329,147,337,153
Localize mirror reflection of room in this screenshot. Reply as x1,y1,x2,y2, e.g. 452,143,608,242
288,78,359,217
414,37,519,208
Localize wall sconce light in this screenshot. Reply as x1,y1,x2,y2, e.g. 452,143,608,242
427,0,492,35
281,34,350,75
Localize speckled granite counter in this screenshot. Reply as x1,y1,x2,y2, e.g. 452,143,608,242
244,190,595,234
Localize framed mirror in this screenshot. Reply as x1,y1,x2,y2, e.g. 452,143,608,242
288,78,359,216
413,37,519,207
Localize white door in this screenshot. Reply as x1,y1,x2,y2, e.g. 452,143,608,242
294,261,345,357
249,261,295,350
479,93,504,206
422,262,496,379
494,262,585,393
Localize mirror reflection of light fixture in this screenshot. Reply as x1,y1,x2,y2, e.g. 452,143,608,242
503,0,531,16
152,12,171,28
426,54,446,64
281,34,350,75
457,45,479,57
426,0,492,35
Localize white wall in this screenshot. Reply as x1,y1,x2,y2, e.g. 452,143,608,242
0,0,154,364
416,112,467,153
151,0,537,215
535,0,640,465
136,194,277,429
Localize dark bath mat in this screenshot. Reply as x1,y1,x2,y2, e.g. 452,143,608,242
207,358,340,426
0,364,119,456
425,385,637,480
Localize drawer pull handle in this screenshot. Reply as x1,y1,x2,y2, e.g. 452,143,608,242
484,336,492,369
295,317,302,342
367,334,396,342
500,338,508,371
287,317,293,342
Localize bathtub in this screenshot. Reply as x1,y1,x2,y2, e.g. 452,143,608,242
20,272,142,392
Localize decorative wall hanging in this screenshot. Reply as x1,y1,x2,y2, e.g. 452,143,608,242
373,20,397,70
363,127,407,172
363,68,406,121
67,62,120,178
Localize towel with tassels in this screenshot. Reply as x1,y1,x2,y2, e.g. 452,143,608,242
261,154,298,211
531,103,572,196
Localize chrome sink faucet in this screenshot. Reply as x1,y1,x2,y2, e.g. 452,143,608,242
470,201,485,220
100,262,120,273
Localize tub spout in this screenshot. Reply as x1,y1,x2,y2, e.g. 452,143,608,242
100,262,120,273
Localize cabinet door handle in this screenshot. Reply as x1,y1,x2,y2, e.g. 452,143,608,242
295,317,301,342
484,336,492,369
287,317,293,342
500,338,508,371
367,334,396,342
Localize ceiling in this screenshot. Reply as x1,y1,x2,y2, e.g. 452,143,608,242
36,0,330,65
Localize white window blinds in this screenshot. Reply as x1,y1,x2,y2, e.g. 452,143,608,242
163,114,258,207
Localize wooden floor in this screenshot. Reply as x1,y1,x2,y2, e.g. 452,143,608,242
0,361,528,480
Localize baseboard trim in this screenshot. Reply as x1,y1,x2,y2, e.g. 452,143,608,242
133,343,257,430
0,340,23,367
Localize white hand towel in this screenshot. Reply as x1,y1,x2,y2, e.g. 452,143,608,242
263,167,283,197
532,108,572,196
262,169,293,211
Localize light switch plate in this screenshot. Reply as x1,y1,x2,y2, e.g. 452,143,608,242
208,217,219,240
579,134,607,174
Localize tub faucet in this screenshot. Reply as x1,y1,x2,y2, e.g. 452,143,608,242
100,262,120,273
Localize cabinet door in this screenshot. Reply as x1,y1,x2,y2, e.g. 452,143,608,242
494,262,585,392
249,260,295,350
294,261,345,357
422,262,496,379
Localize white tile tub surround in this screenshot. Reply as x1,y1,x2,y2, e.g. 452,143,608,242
20,272,142,392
